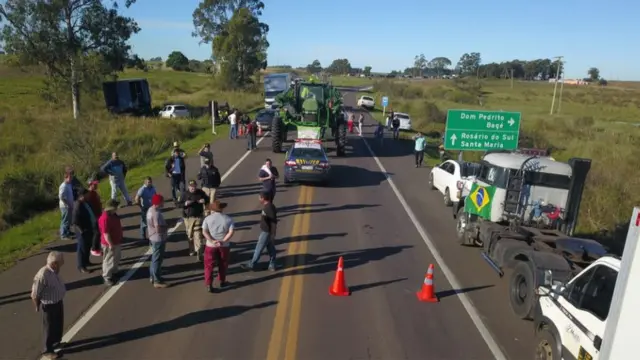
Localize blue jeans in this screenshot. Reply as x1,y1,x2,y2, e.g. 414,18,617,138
249,231,276,268
149,241,166,283
229,124,237,139
140,206,150,239
109,177,131,203
59,207,72,238
171,174,184,201
247,133,257,149
76,230,93,270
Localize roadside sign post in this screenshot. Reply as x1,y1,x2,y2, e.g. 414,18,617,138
382,96,389,118
210,100,217,135
443,109,521,151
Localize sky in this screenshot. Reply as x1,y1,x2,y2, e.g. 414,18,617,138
121,0,640,80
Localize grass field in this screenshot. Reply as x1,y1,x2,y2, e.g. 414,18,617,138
361,77,640,247
0,59,262,269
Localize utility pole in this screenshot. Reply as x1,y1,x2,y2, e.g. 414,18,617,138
550,56,564,115
557,60,566,113
510,69,514,89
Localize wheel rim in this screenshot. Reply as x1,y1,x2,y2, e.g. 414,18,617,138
429,175,433,186
512,274,527,305
457,213,467,236
535,339,553,360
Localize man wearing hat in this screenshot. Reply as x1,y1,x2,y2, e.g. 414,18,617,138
198,158,221,215
183,180,210,261
98,199,123,286
147,194,169,288
202,200,235,293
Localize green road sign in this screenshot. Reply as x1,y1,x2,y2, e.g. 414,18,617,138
444,109,521,151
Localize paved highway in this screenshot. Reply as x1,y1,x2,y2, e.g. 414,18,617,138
0,89,534,360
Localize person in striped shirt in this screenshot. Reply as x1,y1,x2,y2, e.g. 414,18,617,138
31,251,66,359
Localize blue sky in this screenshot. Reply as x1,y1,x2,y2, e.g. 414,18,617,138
122,0,639,80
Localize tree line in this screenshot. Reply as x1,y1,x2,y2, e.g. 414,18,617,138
0,0,270,118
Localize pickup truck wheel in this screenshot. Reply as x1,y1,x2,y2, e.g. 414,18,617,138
456,207,469,245
535,327,560,360
509,261,535,320
444,188,453,206
429,174,436,190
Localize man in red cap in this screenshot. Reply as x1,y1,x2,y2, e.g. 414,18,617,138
146,194,169,288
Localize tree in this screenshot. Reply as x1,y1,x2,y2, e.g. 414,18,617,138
455,52,481,76
166,51,189,71
0,0,140,119
149,56,162,62
306,59,322,74
192,0,268,88
428,57,451,77
413,54,427,77
212,8,267,87
126,55,147,71
474,58,563,80
363,66,372,76
588,67,600,81
326,59,351,75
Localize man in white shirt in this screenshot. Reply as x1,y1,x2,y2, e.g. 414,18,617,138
58,172,74,240
228,110,238,139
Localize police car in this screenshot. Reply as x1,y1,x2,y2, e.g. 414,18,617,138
283,139,331,184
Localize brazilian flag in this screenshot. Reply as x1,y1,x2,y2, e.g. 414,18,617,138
464,183,495,219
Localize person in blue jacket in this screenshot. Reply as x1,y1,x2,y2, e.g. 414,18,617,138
100,152,132,206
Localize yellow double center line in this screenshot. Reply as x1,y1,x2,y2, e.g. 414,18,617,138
266,185,314,360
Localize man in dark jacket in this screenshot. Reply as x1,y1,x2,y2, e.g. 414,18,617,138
183,180,210,260
72,189,97,273
197,159,221,215
165,148,186,204
392,116,400,140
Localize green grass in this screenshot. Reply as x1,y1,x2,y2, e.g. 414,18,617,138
368,77,640,246
331,75,374,87
0,60,263,269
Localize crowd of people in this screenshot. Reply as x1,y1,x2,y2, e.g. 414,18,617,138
35,141,281,359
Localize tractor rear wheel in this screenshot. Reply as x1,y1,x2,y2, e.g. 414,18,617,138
272,116,283,153
336,123,347,156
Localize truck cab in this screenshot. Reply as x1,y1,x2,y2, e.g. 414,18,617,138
534,256,619,360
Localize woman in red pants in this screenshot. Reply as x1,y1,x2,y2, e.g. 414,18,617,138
201,200,235,293
347,114,355,133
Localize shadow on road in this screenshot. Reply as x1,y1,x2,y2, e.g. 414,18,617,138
62,301,277,354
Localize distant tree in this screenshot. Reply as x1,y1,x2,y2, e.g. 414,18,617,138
363,66,372,76
455,52,481,76
428,57,451,77
413,54,427,77
126,55,147,71
0,0,140,119
149,56,162,62
306,59,322,74
326,58,351,75
598,78,608,86
588,67,600,81
166,51,189,71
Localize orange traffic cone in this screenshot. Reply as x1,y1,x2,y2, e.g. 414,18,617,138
416,264,439,303
257,126,263,136
329,256,350,296
238,125,244,136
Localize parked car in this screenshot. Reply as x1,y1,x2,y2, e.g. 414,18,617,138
357,95,375,109
429,160,481,206
256,108,276,131
394,112,412,130
159,104,190,118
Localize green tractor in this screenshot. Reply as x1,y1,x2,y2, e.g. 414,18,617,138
271,80,347,156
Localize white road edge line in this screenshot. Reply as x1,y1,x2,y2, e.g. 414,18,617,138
360,137,508,360
61,132,271,344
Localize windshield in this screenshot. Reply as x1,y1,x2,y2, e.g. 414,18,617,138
264,75,288,94
291,148,325,159
257,110,274,122
300,85,324,102
396,114,410,119
461,163,481,177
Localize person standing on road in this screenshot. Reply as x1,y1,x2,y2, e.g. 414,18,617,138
165,148,186,203
247,117,258,150
357,113,364,136
392,115,400,140
228,109,238,139
347,113,354,133
65,166,85,201
198,158,221,215
172,141,186,158
202,200,235,293
258,158,279,202
241,191,279,271
31,251,66,360
100,152,132,206
58,172,74,241
387,110,395,130
99,200,123,286
183,180,210,261
374,122,385,145
198,143,214,167
135,177,156,242
147,194,169,288
72,189,96,273
85,180,103,257
413,132,426,168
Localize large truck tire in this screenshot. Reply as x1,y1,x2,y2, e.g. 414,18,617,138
336,123,347,156
509,261,536,320
272,116,283,153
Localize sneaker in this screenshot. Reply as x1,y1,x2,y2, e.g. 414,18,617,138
206,285,214,293
240,263,255,271
189,251,197,257
219,281,231,288
79,267,90,274
268,264,279,272
91,249,102,257
104,279,115,286
41,352,60,359
153,282,169,288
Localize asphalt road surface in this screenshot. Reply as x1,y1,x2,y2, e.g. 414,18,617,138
0,90,535,360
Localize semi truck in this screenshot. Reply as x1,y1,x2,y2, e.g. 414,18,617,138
102,78,152,115
264,73,291,109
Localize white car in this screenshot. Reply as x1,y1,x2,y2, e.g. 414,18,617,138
159,104,190,118
429,160,481,206
357,96,375,109
393,112,412,130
